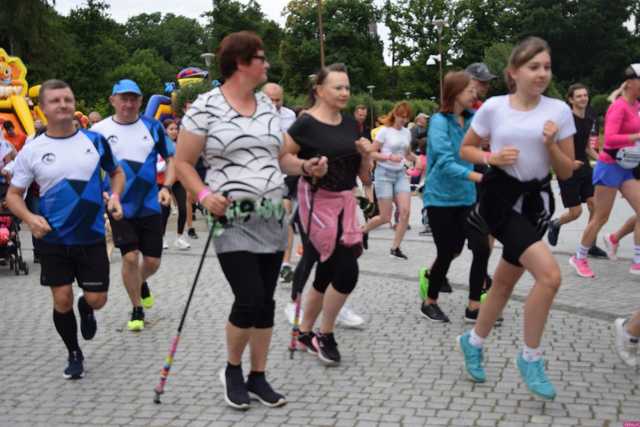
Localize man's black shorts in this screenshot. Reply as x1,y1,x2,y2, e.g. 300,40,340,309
558,163,594,208
108,214,163,258
37,240,109,292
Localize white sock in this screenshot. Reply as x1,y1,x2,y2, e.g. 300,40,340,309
522,344,542,362
576,244,590,260
469,329,485,348
281,262,291,268
633,246,640,264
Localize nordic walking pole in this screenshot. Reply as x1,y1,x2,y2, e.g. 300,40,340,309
153,195,228,404
289,176,318,359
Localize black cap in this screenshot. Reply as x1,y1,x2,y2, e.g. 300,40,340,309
465,63,496,82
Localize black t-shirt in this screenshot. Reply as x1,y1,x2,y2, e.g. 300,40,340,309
573,112,597,163
287,113,361,192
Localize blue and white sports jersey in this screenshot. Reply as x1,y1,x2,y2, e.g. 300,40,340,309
11,129,118,245
92,116,174,218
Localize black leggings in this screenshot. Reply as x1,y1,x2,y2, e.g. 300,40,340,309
217,251,283,329
427,205,490,302
159,182,188,235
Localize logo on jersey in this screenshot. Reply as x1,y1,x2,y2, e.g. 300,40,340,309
41,153,56,165
85,148,93,155
107,135,119,145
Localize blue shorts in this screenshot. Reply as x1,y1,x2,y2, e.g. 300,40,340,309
592,161,635,188
374,166,410,199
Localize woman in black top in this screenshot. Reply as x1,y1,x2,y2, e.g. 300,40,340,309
281,63,373,366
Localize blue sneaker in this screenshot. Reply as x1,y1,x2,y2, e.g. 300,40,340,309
457,332,486,383
516,353,556,400
63,350,84,380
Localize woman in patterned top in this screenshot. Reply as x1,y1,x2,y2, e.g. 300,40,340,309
175,31,326,410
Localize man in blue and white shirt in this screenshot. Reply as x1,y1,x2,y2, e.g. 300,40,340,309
6,79,125,380
92,79,175,332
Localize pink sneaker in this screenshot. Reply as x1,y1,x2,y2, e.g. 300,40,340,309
569,256,595,278
603,233,619,260
630,263,640,276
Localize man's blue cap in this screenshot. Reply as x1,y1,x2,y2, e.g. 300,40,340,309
111,79,142,96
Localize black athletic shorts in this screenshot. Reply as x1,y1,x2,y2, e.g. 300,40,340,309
493,211,542,267
108,214,163,258
37,240,109,292
283,176,299,200
558,163,594,208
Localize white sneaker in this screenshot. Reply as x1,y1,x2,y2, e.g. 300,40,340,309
174,236,191,250
162,239,169,249
284,302,303,326
614,318,638,367
337,305,365,328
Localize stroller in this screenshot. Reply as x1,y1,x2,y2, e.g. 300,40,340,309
0,185,28,275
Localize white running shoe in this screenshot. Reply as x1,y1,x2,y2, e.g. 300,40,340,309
614,318,638,367
174,236,191,250
162,239,169,249
336,305,365,328
284,302,303,326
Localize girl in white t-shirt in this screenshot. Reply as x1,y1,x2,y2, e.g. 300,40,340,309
363,102,415,259
458,37,576,400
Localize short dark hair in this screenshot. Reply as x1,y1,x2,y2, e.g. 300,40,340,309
354,104,367,111
39,79,71,105
440,71,472,114
163,118,177,129
567,83,588,101
217,31,264,79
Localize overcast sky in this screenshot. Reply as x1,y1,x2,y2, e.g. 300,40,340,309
54,0,392,63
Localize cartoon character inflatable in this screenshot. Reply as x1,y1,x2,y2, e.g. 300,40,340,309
0,48,35,137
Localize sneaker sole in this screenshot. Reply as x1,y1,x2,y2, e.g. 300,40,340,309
513,358,556,400
127,321,144,332
389,255,408,260
218,369,250,410
63,371,84,380
337,320,366,329
568,257,595,278
248,391,287,408
420,310,449,323
296,342,318,355
464,317,477,324
456,335,485,383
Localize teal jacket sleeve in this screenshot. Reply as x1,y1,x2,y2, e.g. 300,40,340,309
427,114,470,181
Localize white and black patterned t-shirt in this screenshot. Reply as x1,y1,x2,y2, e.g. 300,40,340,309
181,87,287,254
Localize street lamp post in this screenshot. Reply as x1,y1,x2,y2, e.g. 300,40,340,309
404,91,412,99
201,53,215,84
318,0,325,68
367,85,375,129
432,19,446,106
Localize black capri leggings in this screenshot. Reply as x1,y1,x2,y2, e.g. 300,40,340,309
427,205,490,302
217,251,283,329
159,182,188,235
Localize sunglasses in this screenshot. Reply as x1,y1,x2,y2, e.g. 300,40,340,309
252,55,268,63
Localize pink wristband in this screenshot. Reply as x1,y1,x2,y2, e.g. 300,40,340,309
197,188,212,203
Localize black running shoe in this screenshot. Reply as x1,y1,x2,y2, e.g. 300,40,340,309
440,278,453,293
188,227,198,239
313,332,341,365
63,350,84,380
420,303,450,323
464,308,479,323
547,219,560,246
280,265,294,283
219,366,250,410
78,297,97,340
588,245,608,258
297,331,318,354
246,372,287,407
390,247,408,260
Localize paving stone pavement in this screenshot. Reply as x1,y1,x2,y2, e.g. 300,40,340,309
1,186,639,427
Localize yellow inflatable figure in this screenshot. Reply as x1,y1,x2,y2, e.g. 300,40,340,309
0,48,35,137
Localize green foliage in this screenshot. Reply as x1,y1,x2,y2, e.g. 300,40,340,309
590,94,610,119
173,82,213,116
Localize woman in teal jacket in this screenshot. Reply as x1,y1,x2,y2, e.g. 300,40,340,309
420,71,488,323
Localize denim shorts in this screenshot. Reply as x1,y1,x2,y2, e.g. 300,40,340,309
592,161,635,188
374,166,410,199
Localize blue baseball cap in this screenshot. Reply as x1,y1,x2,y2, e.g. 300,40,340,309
111,79,142,96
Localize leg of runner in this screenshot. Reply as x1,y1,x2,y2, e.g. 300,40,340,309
121,250,147,331
172,182,190,250
390,191,411,260
619,179,640,274
51,285,84,379
465,222,491,323
279,198,294,284
614,311,640,367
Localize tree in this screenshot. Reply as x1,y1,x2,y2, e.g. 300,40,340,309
281,0,386,96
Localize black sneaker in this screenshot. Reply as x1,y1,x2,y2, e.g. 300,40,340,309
547,219,560,246
188,227,198,239
440,278,453,293
297,331,318,354
464,308,479,323
390,247,408,260
313,332,341,365
246,372,287,407
78,296,97,340
420,303,450,323
280,265,294,283
63,350,84,379
219,366,250,410
588,245,608,258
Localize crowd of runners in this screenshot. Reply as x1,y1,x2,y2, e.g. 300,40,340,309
1,30,639,410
